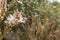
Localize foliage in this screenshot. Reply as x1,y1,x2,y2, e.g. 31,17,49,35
0,0,60,40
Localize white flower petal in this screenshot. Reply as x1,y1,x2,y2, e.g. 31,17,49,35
18,1,23,4
18,20,25,23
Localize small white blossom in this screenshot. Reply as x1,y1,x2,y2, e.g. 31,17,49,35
7,14,15,24
18,13,26,23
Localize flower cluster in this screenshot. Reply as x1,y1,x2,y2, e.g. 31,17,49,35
5,9,27,26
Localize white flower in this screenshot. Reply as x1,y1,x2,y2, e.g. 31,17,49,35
18,14,25,23
5,9,27,26
7,14,15,24
18,11,27,23
18,19,25,23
